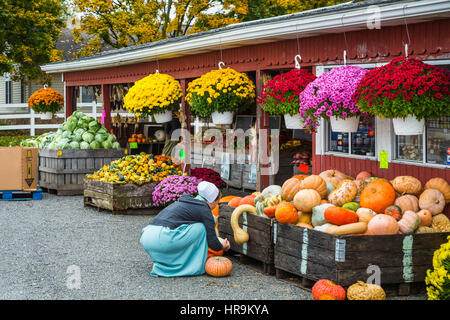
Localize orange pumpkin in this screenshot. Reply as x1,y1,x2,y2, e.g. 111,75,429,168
204,256,233,277
360,180,396,214
324,206,359,226
366,214,399,235
299,175,327,199
394,195,419,213
281,177,303,201
228,197,242,208
238,195,256,206
356,171,371,181
275,201,299,224
312,279,346,300
293,189,321,213
293,174,308,181
219,196,238,203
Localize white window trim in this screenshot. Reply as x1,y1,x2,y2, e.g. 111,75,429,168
315,59,450,169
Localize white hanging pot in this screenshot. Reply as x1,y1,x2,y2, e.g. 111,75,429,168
40,112,53,120
330,115,360,133
211,111,234,125
284,113,305,129
392,115,425,135
152,110,172,123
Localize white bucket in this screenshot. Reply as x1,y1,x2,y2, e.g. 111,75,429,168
211,111,234,125
153,110,172,123
392,115,425,135
284,113,305,129
330,115,360,133
40,112,53,120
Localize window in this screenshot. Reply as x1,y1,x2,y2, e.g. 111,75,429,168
327,116,376,156
394,61,450,167
80,86,95,103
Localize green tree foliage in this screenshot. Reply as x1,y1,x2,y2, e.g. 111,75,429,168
0,0,65,82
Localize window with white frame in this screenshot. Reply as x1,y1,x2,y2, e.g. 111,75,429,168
394,61,450,167
317,63,386,158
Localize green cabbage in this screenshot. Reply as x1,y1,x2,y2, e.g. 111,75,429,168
80,141,90,149
69,141,80,149
90,140,101,149
95,133,107,143
82,132,94,143
112,142,121,149
102,141,112,149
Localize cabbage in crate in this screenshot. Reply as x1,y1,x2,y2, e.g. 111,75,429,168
21,111,121,150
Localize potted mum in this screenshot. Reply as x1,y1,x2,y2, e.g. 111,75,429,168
152,175,202,207
28,87,64,119
185,67,256,125
123,73,182,123
299,65,370,133
258,69,316,129
190,167,225,188
353,57,450,135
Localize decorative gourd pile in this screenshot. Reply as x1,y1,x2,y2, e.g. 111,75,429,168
85,153,184,185
226,170,450,238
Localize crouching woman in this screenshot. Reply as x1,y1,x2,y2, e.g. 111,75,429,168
140,181,230,277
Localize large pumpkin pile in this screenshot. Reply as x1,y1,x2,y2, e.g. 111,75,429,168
226,170,450,236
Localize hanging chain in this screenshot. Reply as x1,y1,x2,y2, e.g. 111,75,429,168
295,25,302,69
341,15,349,65
403,5,411,58
218,37,225,69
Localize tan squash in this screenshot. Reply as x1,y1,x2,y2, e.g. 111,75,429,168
281,177,303,201
419,189,446,215
299,175,327,199
327,179,358,206
319,169,350,186
394,195,419,213
293,189,322,213
347,281,386,300
431,214,450,232
230,204,258,244
297,212,312,225
417,209,432,227
424,178,450,204
356,207,377,223
390,176,422,195
416,226,435,233
325,222,368,235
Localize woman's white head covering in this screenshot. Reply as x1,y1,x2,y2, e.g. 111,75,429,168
197,181,219,203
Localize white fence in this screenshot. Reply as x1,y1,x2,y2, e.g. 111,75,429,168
0,101,134,136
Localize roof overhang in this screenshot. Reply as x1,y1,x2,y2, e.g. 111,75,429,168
41,0,450,74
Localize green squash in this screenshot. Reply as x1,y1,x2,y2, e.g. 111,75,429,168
342,202,360,212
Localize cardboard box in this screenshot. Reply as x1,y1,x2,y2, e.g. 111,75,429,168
0,147,38,191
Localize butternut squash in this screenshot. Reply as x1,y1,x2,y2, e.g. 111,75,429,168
230,204,258,244
325,222,368,235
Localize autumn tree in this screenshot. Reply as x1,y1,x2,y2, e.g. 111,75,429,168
71,0,354,57
0,0,65,82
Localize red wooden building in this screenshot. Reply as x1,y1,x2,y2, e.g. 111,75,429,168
42,0,450,191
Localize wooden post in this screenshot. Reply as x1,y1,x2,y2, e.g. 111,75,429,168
101,84,112,132
65,85,73,118
180,79,191,174
256,70,271,191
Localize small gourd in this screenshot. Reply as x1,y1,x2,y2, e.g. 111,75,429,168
230,205,258,244
312,279,346,300
417,209,432,227
347,281,386,300
342,202,360,212
384,205,403,221
328,179,358,206
398,210,421,234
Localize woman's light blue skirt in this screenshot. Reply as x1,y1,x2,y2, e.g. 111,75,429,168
140,223,208,277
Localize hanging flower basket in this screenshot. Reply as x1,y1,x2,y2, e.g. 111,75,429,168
123,73,182,120
392,115,425,135
153,110,173,123
258,69,316,129
353,57,450,135
330,115,360,133
299,65,370,132
28,87,64,118
211,111,234,125
185,68,256,122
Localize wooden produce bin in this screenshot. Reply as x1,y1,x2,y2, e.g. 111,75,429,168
38,148,125,195
83,179,159,215
274,223,450,296
218,203,275,274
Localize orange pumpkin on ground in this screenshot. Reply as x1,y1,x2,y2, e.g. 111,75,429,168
312,279,346,300
204,256,233,277
275,201,299,224
238,195,256,206
228,197,242,208
324,206,359,226
360,180,396,214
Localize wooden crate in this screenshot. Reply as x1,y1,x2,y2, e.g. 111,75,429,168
38,148,125,195
242,163,257,191
83,179,160,215
218,203,275,274
274,223,450,294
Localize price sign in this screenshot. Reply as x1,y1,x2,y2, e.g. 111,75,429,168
129,142,138,149
379,150,388,169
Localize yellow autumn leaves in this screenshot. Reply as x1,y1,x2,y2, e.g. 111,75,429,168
123,73,182,118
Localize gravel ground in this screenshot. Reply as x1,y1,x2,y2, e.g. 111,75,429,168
0,192,426,300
